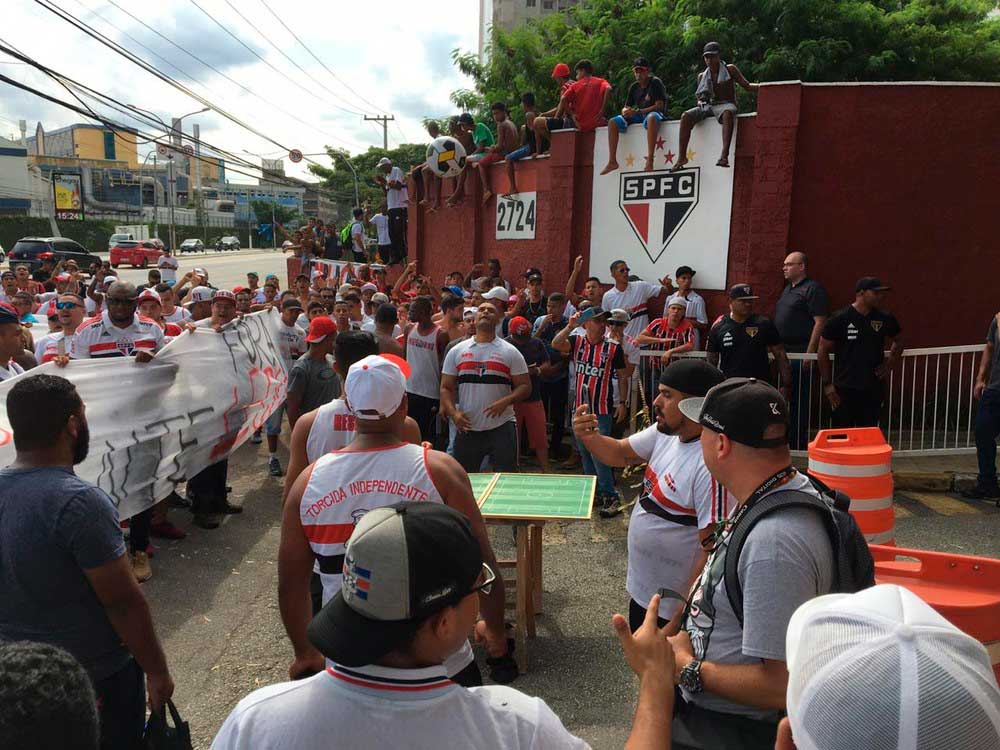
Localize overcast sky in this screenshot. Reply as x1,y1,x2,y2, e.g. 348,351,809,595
0,0,480,183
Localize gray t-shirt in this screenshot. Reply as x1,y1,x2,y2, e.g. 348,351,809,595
0,467,130,681
985,318,1000,394
682,473,834,720
288,352,341,412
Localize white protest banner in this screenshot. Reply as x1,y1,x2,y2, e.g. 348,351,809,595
589,117,738,290
0,310,288,519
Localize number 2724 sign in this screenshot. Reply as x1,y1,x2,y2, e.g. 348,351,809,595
496,193,536,240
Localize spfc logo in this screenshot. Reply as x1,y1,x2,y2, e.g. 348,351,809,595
619,169,699,263
745,327,758,338
116,339,135,355
871,320,883,332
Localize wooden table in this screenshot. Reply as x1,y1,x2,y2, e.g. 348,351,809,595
471,473,596,673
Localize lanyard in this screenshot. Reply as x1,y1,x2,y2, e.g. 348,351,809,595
728,466,797,529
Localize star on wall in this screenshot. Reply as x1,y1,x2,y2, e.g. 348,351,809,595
664,150,675,164
687,149,696,162
654,136,666,151
625,153,635,168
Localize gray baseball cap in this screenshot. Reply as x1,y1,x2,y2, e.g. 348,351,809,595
307,503,484,667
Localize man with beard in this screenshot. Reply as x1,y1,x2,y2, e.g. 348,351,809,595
572,359,729,629
0,374,174,749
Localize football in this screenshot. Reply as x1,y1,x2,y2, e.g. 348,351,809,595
425,136,467,179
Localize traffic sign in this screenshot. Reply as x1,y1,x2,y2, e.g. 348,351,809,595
289,149,303,163
156,143,170,158
182,144,195,157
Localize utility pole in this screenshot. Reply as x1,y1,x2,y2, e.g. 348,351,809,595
364,114,395,150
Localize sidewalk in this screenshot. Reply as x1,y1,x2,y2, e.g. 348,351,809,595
794,453,979,492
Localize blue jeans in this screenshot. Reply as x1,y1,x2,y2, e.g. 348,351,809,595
610,111,665,132
506,144,533,161
576,414,616,496
975,388,1000,489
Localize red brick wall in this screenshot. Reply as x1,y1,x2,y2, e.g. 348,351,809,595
409,82,1000,346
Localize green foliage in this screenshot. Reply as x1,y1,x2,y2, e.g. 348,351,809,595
0,216,125,254
308,143,429,223
249,200,301,227
459,0,1000,121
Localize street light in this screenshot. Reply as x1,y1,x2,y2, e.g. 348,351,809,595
137,150,159,239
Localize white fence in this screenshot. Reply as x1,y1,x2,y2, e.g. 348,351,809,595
633,345,986,456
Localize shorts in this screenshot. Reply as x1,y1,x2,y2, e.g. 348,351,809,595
546,117,573,131
477,151,505,167
506,144,533,162
265,401,286,436
467,152,488,163
514,400,548,453
610,111,666,132
684,102,738,124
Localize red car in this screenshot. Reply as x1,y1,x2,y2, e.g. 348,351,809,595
110,240,163,269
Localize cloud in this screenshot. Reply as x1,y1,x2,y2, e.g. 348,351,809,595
421,31,463,80
392,92,439,121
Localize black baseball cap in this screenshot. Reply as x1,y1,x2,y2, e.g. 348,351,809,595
633,57,651,70
729,283,759,300
458,113,474,125
678,377,789,448
675,265,696,278
703,41,722,56
658,359,725,396
307,503,484,668
855,277,891,293
281,298,304,311
523,267,542,279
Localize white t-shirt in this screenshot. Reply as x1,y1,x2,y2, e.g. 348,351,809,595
665,290,708,349
368,213,391,246
385,166,409,210
625,425,732,619
361,320,402,338
0,359,24,381
157,254,179,283
212,663,590,750
601,281,663,364
277,321,307,367
163,306,191,325
34,331,79,363
350,221,365,253
442,337,528,432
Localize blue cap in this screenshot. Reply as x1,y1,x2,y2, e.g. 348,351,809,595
578,306,609,324
441,285,464,297
0,304,19,325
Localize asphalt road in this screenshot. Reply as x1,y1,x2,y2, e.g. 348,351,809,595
142,442,1000,750
110,247,290,291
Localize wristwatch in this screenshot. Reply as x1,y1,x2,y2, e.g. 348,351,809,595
679,659,704,694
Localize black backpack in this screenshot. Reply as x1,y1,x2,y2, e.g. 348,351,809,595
724,473,875,627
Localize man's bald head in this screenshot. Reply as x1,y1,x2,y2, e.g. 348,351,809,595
782,251,808,283
106,281,137,299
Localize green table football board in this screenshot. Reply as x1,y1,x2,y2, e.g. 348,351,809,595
477,473,596,520
468,473,500,503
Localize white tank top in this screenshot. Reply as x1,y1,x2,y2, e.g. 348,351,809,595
405,324,442,399
306,399,356,463
299,442,474,676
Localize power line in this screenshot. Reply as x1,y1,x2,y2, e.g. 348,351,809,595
256,0,392,116
218,0,368,116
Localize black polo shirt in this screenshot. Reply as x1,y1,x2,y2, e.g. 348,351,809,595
822,306,901,391
707,313,781,381
774,277,829,352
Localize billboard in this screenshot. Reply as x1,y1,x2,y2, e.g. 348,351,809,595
52,172,84,221
589,119,737,290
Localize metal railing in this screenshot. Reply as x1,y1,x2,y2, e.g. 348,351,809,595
632,345,986,456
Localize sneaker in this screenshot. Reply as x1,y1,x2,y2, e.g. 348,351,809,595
268,456,283,477
598,493,623,518
150,520,187,540
250,430,263,445
960,485,1000,501
166,490,191,509
131,551,152,583
193,512,221,530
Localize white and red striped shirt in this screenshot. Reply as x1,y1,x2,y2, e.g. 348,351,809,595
625,425,731,619
640,317,695,369
570,333,625,416
602,280,663,364
441,337,528,432
73,311,165,359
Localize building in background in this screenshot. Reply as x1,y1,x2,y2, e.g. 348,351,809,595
285,175,337,224
28,122,140,169
479,0,578,59
0,135,31,215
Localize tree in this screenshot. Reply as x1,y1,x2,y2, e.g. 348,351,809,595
309,142,429,224
249,199,300,227
455,0,1000,124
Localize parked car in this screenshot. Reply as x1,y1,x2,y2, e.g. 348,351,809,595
8,237,102,273
149,237,166,251
179,238,205,253
108,232,133,250
215,236,240,252
110,240,164,269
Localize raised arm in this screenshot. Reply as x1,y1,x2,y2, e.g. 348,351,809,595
728,64,758,93
565,255,583,302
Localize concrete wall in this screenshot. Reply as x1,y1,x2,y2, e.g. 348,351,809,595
409,81,1000,347
0,139,31,213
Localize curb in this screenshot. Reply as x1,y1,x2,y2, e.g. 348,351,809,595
893,471,978,493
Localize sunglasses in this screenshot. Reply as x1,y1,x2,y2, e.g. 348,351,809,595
106,297,137,306
56,301,79,310
463,563,496,597
615,266,631,274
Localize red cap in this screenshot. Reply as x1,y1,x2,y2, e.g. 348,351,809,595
306,316,338,343
213,289,237,305
509,315,531,336
379,352,412,379
551,62,571,78
232,285,246,294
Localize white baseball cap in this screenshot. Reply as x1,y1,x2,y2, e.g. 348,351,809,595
345,354,412,420
482,286,509,302
786,584,1000,750
377,157,392,167
360,282,378,293
667,297,688,309
372,292,390,305
136,288,161,305
186,286,214,305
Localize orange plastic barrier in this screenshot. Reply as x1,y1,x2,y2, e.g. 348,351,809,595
808,428,894,544
871,544,1000,683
